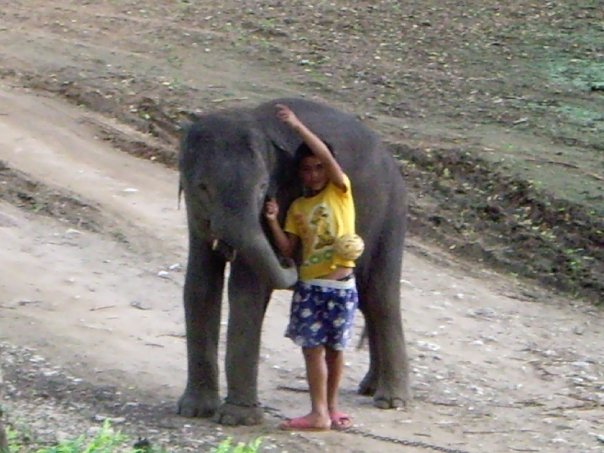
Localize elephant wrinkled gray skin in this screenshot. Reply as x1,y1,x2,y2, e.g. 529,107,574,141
178,98,410,425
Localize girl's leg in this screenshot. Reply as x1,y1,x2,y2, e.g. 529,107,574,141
324,284,358,429
280,345,331,430
325,347,344,412
326,347,352,429
302,345,331,423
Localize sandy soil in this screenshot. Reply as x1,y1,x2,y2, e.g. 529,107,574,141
0,1,603,452
1,86,602,452
2,0,600,300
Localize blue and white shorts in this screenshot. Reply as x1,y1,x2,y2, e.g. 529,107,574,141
285,278,358,351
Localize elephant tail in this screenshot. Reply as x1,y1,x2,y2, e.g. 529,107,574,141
178,181,183,210
356,323,368,350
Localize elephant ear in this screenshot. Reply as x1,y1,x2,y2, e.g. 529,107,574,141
244,119,299,202
258,110,300,156
263,139,290,195
270,129,299,151
268,137,294,160
263,138,303,208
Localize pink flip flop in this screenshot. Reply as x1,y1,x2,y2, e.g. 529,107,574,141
279,416,330,432
330,411,353,430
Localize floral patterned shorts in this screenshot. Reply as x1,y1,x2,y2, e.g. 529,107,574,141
285,278,358,351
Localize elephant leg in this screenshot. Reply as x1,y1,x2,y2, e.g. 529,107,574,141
214,261,271,426
178,234,226,418
357,241,411,408
357,308,379,396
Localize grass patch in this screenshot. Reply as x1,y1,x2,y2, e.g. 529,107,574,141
6,419,263,453
212,437,263,453
547,59,604,91
6,420,162,453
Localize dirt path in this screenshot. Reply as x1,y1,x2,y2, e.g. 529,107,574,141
3,0,601,303
1,1,603,451
1,87,603,452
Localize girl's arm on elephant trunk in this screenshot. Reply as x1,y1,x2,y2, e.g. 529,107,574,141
267,219,298,259
265,199,299,259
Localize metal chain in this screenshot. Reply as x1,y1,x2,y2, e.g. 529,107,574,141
262,405,470,453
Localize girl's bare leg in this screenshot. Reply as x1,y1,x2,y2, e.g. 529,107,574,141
325,347,344,412
280,346,331,430
302,346,331,424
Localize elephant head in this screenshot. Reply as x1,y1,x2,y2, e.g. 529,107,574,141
179,113,298,289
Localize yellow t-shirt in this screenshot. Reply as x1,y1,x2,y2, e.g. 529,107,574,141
284,174,356,281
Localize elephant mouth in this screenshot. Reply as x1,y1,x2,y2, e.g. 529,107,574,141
207,231,298,289
211,238,237,262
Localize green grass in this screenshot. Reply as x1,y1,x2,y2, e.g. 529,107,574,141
7,420,153,453
211,437,263,453
6,419,263,453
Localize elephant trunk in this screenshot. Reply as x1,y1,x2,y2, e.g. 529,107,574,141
210,210,297,289
199,190,298,289
238,233,298,289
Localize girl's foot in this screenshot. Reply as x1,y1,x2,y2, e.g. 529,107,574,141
330,411,353,430
279,414,331,431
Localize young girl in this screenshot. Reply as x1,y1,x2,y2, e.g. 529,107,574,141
265,104,359,431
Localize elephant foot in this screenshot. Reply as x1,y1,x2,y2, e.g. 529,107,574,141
214,402,264,426
358,370,377,396
373,395,408,409
177,388,220,418
358,371,411,409
373,384,411,409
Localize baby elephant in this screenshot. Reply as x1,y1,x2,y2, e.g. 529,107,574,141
177,98,410,425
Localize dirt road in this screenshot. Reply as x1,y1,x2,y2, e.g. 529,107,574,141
1,87,603,452
2,0,601,302
1,1,603,451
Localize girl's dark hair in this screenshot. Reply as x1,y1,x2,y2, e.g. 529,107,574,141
294,141,336,169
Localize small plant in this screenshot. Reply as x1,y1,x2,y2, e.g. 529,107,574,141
6,424,33,453
36,420,126,453
212,436,263,453
7,419,166,453
6,418,264,452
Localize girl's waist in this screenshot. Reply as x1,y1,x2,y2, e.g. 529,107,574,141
299,276,356,290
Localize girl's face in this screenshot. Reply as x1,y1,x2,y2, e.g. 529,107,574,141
299,155,328,194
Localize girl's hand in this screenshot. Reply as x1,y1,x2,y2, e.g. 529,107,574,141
264,198,279,221
275,104,301,129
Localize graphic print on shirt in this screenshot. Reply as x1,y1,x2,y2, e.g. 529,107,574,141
295,203,336,266
311,206,336,249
